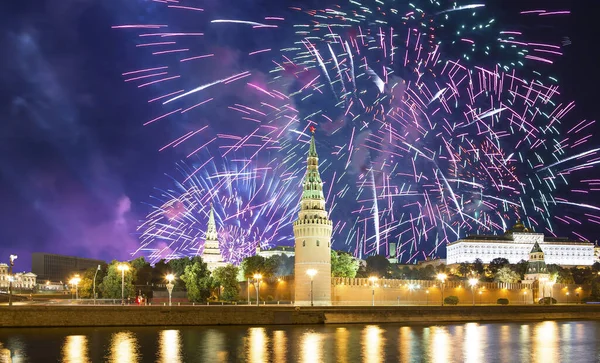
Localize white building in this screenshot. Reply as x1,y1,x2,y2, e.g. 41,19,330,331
203,204,227,271
256,246,295,259
446,221,595,266
294,131,333,306
0,263,37,290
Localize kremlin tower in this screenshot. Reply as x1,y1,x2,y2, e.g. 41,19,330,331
203,204,226,271
293,128,333,306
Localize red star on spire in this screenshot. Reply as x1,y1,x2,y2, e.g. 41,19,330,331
309,125,316,134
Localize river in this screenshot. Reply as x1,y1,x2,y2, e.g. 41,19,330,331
0,320,599,362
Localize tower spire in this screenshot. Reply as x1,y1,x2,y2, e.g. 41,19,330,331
203,202,225,270
293,130,333,306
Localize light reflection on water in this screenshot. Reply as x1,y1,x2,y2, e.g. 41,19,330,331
62,335,89,363
0,320,598,362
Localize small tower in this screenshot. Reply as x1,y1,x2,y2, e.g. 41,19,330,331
293,129,333,306
523,241,550,302
203,204,226,271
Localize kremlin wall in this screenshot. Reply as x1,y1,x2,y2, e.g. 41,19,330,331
239,277,590,306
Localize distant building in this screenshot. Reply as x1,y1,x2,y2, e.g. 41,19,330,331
446,221,595,266
256,246,295,259
31,253,105,282
0,263,37,290
203,204,226,271
417,258,447,268
387,242,398,264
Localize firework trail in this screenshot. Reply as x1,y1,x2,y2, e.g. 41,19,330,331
134,153,299,264
117,1,598,263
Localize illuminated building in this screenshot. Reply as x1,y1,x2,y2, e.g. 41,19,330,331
203,203,226,271
293,131,333,306
446,221,595,266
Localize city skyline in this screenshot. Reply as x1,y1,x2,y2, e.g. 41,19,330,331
2,0,600,270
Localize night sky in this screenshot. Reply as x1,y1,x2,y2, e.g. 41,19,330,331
1,0,599,271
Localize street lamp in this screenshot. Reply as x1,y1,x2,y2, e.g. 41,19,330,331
166,274,175,306
253,273,262,306
369,276,378,306
468,278,478,306
566,291,570,305
8,255,17,307
306,269,317,306
437,273,447,306
118,264,130,305
69,275,81,300
93,265,101,305
425,290,429,305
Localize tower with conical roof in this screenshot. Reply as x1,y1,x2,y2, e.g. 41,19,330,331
203,204,226,271
523,241,551,303
293,128,333,306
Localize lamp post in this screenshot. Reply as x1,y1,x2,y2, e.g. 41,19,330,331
426,290,429,305
93,265,101,305
118,264,130,305
69,275,81,300
566,291,570,305
8,255,17,307
166,274,175,306
437,273,447,306
369,276,378,306
253,274,262,306
306,269,317,306
523,290,527,304
468,278,478,306
247,277,251,305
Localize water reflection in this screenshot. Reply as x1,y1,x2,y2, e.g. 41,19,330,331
399,326,413,362
300,331,322,363
463,323,481,363
247,327,269,363
157,330,181,363
533,321,558,363
362,325,385,363
107,331,139,363
201,329,227,362
335,327,349,363
430,326,451,363
62,335,90,363
273,330,287,363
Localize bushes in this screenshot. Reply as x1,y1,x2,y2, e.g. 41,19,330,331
444,296,459,305
497,298,509,305
538,297,557,305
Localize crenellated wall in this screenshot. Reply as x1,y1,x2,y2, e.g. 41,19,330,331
239,276,589,306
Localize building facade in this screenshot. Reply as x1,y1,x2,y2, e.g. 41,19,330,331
256,246,295,259
0,263,37,290
31,253,105,282
446,221,595,266
203,204,227,271
293,131,333,306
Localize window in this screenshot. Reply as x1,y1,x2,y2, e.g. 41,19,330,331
317,241,320,247
302,241,306,247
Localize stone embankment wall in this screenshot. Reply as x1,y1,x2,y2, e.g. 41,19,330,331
2,305,600,328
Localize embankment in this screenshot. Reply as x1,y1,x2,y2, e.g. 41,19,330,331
1,305,600,328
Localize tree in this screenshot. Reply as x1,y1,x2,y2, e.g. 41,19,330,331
556,267,575,284
416,265,436,280
512,260,528,279
99,261,136,299
168,257,201,288
212,265,240,301
77,265,107,299
365,255,391,278
241,255,269,278
472,258,485,276
488,258,510,275
457,262,473,278
130,257,153,286
181,257,213,303
152,259,170,285
494,266,520,284
331,251,359,278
